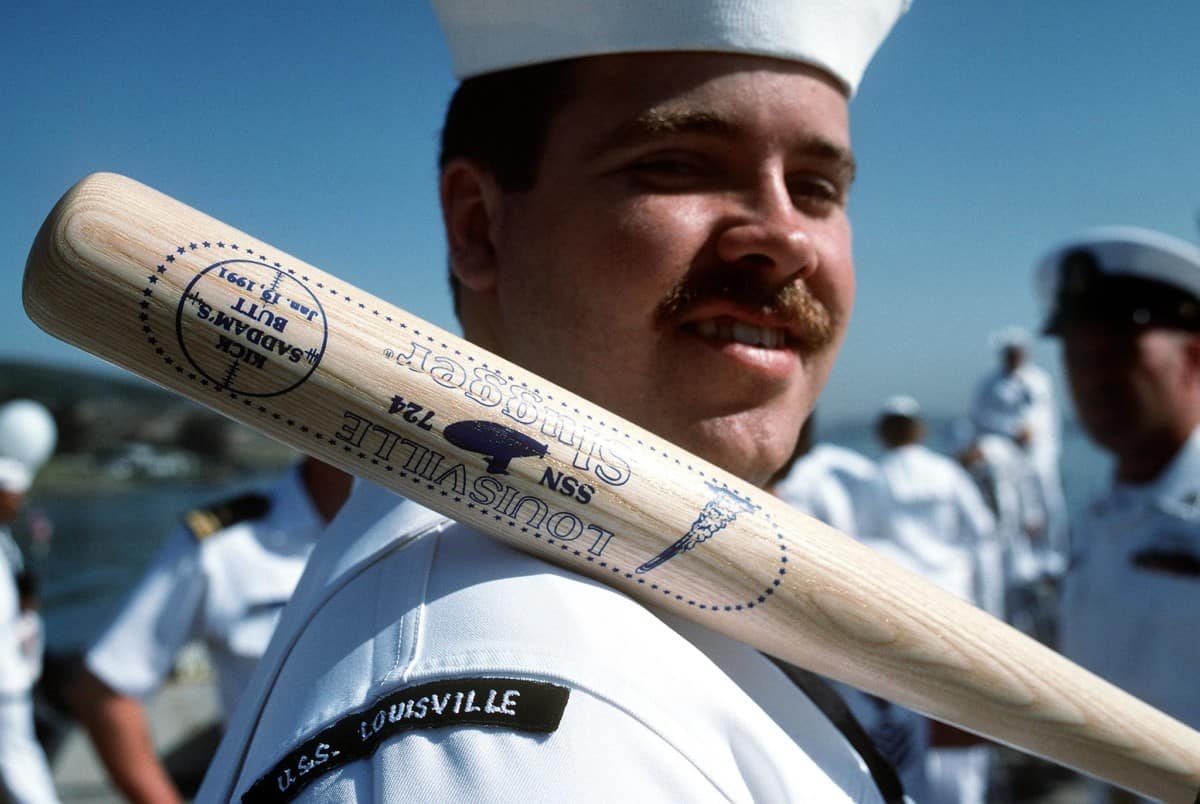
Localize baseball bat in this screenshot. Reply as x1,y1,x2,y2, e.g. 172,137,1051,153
22,173,1200,802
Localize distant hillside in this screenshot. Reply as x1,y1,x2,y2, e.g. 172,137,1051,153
0,358,170,408
0,359,296,486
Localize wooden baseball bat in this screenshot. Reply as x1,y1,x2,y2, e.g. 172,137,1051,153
22,172,1200,802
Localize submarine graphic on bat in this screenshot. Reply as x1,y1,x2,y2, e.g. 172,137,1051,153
443,420,549,474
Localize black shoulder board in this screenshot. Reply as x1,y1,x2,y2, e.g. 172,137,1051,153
183,492,271,541
243,677,570,804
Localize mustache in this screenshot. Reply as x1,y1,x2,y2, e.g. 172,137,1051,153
656,269,837,350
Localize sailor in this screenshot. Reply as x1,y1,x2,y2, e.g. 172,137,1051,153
1038,225,1200,804
70,456,351,804
0,399,61,804
865,396,998,804
198,1,915,801
950,419,1051,640
970,326,1069,577
771,412,883,541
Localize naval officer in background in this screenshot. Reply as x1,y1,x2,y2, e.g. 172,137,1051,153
69,456,350,804
1039,226,1200,804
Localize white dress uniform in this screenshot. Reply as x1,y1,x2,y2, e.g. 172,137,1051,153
864,444,997,804
971,361,1068,574
964,433,1054,641
1060,426,1200,731
866,445,996,606
775,446,931,802
86,466,324,721
198,481,892,803
970,434,1044,587
774,443,883,540
0,528,59,804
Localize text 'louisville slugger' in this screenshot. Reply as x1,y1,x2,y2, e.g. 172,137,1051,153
22,173,1200,802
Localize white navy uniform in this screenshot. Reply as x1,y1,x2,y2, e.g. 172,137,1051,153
774,443,882,540
775,446,931,802
866,445,996,607
1060,426,1200,731
865,444,997,804
971,362,1068,574
198,481,891,803
0,528,59,803
86,466,323,720
968,433,1044,590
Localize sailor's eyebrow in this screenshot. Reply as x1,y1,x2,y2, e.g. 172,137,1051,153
587,108,740,157
587,106,857,183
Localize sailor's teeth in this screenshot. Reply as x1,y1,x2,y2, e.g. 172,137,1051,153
732,322,760,345
694,320,785,346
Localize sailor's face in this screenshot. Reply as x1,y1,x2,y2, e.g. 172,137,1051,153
483,53,855,485
1063,323,1197,454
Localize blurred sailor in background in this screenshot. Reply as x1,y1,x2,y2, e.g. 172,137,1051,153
69,455,351,804
971,327,1069,577
951,419,1054,643
866,395,998,804
0,399,60,803
771,411,882,540
1038,226,1200,804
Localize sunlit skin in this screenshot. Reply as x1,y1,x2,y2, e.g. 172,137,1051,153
1063,322,1200,483
444,53,856,486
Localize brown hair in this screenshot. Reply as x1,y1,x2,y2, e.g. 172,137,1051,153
439,61,581,317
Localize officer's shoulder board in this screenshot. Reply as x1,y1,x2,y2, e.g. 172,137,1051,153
183,491,272,542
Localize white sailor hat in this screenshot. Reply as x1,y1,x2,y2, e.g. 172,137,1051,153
0,400,57,475
431,0,912,95
988,325,1031,351
0,458,32,495
880,394,921,419
1036,226,1200,334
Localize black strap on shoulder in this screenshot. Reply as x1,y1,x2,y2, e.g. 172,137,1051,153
769,657,907,804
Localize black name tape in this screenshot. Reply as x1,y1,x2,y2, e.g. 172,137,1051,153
244,677,570,804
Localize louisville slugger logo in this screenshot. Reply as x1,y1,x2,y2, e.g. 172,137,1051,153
636,483,760,573
385,339,631,488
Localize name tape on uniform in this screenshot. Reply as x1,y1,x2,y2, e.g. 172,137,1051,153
244,676,570,803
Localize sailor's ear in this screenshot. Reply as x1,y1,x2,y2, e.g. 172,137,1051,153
441,159,503,293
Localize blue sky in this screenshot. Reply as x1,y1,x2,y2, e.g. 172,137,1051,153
3,2,1198,425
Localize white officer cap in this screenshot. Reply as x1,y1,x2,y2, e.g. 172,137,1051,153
431,0,912,96
0,458,32,495
880,394,920,418
1036,226,1200,334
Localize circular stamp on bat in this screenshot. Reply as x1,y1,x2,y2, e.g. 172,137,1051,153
175,259,327,397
